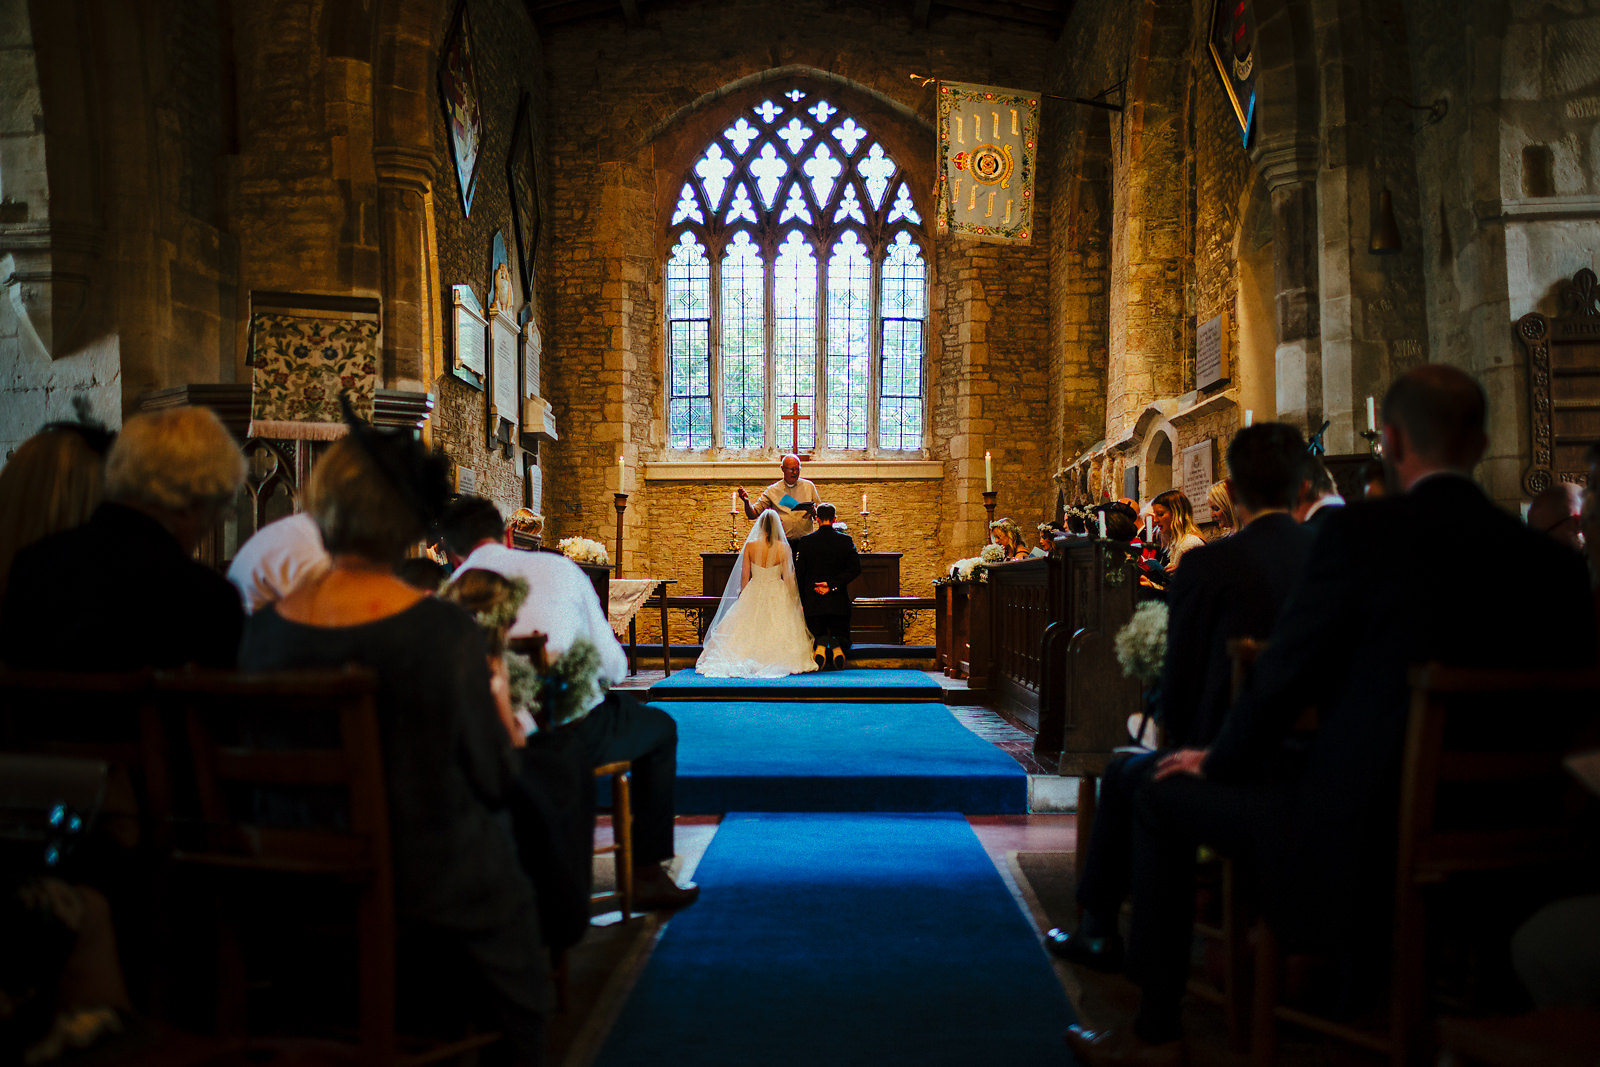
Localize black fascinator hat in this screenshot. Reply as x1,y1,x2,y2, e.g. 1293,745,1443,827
42,396,116,456
339,394,454,525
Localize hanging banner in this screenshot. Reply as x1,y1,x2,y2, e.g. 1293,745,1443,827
936,81,1039,244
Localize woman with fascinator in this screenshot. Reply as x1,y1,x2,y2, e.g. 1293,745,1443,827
238,408,552,1062
695,508,819,678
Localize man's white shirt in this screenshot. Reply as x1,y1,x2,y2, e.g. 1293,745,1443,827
227,513,332,613
449,543,628,714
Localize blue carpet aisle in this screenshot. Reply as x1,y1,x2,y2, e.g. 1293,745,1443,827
593,812,1075,1066
663,701,1028,814
646,666,942,702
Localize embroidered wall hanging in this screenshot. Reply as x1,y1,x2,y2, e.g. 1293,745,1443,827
936,81,1039,244
247,301,380,440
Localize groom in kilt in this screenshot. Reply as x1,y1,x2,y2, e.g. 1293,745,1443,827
791,502,862,670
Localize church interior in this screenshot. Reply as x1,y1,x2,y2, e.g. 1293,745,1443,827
4,0,1600,1063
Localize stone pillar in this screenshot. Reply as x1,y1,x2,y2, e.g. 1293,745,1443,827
374,146,433,390
1255,141,1322,432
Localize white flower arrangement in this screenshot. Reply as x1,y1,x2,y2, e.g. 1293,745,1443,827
943,555,985,582
1114,601,1169,686
981,543,1007,564
558,536,610,566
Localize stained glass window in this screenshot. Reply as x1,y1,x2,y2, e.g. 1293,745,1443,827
664,89,928,454
665,232,711,450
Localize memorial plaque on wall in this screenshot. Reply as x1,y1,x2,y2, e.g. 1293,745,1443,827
451,285,486,389
491,312,519,428
1181,440,1215,522
1196,313,1228,391
522,317,541,398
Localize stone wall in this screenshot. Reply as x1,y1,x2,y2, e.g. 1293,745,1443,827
537,0,1059,630
429,0,545,517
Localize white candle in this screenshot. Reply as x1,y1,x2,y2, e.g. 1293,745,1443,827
730,489,737,515
861,492,868,514
984,451,993,492
1097,511,1107,539
1144,515,1153,541
618,454,626,493
1244,409,1254,427
1366,396,1376,432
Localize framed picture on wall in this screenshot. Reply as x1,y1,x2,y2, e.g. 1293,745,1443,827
1208,0,1257,146
438,0,484,215
507,94,540,294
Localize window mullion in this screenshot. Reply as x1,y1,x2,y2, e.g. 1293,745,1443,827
708,243,723,452
764,239,776,453
868,247,882,459
815,235,828,456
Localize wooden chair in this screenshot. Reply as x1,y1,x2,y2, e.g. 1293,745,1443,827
590,761,634,921
1248,665,1600,1067
156,665,496,1065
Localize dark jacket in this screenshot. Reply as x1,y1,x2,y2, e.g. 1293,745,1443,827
0,502,243,670
792,524,861,619
1158,511,1313,748
1205,474,1596,945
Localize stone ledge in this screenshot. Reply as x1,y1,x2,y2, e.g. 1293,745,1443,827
1477,195,1600,222
644,460,945,482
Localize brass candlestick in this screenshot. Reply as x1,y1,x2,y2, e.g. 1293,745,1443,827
857,509,872,552
982,491,997,531
728,505,740,550
1359,429,1383,459
613,492,628,578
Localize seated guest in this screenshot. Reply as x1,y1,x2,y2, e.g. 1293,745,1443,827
989,517,1029,560
1205,481,1235,537
437,496,699,911
226,513,332,612
1150,489,1205,573
1031,521,1064,557
1098,501,1140,544
238,424,551,1064
1528,482,1585,554
1293,454,1345,526
0,406,245,670
395,555,450,593
1047,423,1314,969
1065,366,1598,1067
0,418,114,620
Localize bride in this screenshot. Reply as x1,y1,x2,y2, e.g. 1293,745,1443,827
695,509,819,678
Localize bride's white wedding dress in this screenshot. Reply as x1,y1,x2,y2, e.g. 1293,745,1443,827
696,517,818,679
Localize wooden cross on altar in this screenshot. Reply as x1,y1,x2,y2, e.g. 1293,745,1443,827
779,401,810,454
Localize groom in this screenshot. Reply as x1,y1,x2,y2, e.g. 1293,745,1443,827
792,502,861,670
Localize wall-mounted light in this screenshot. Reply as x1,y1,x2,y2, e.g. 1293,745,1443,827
1370,188,1402,255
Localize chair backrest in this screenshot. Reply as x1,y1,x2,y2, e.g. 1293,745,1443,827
0,668,173,848
154,665,387,877
1399,665,1600,885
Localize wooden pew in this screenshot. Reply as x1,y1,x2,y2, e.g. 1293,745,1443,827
1247,665,1600,1067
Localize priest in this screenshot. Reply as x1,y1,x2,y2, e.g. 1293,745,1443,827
737,453,820,542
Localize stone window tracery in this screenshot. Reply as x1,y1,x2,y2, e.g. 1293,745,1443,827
664,90,928,454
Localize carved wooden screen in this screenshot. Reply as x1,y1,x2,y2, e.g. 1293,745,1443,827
1517,267,1600,494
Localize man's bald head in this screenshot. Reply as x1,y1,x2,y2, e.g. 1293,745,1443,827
780,454,801,485
1381,365,1488,476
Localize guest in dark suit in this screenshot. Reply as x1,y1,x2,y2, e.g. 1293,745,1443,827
1293,453,1345,528
0,406,246,671
1065,366,1599,1067
792,502,861,670
1047,422,1314,970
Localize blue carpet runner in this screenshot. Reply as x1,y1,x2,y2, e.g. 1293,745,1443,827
593,812,1075,1065
663,701,1027,815
646,667,942,702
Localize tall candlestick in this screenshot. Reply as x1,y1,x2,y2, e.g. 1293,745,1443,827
1366,396,1376,433
984,451,993,492
1244,409,1254,428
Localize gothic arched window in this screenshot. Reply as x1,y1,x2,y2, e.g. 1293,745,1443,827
665,89,928,454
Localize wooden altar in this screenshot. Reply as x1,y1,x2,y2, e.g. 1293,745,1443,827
700,551,905,644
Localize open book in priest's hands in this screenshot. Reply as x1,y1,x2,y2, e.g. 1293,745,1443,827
778,494,816,514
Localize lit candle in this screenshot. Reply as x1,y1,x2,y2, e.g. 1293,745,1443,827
984,451,993,492
730,489,737,515
1366,396,1376,433
1244,409,1254,428
1097,511,1107,539
618,454,626,493
861,492,868,514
